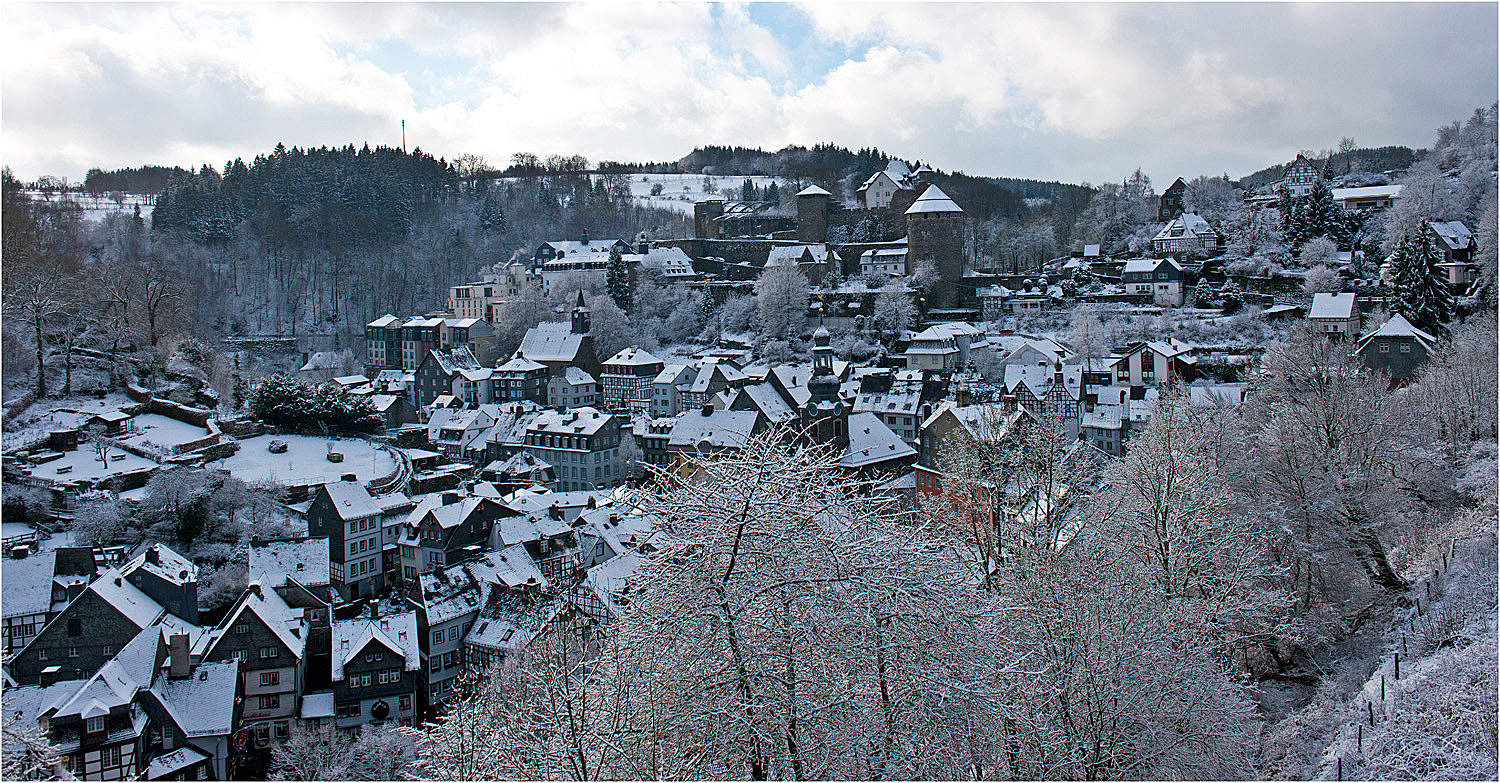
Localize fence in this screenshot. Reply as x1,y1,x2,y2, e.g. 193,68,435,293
1323,531,1497,780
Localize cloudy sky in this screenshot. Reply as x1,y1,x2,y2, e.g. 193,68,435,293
4,2,1496,186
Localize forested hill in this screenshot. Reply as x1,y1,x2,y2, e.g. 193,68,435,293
151,144,458,245
676,143,1096,222
1237,145,1419,190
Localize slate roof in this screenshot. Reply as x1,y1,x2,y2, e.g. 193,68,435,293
517,321,584,364
904,184,963,214
144,747,209,779
2,553,55,618
1152,214,1216,242
206,585,307,661
840,414,916,468
796,184,831,197
1122,257,1184,274
464,591,562,654
321,480,383,521
1426,220,1474,251
151,659,240,738
1309,292,1357,320
528,406,614,437
667,409,761,450
604,347,663,367
331,611,420,682
1355,314,1438,353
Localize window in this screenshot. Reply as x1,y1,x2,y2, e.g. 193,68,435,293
378,670,389,684
259,646,277,659
232,649,247,662
37,649,47,661
400,695,412,712
432,630,443,646
260,671,280,687
102,745,120,768
86,716,106,734
1379,343,1390,353
258,694,280,710
68,647,79,658
366,650,384,663
1399,343,1411,353
235,623,250,635
275,722,290,740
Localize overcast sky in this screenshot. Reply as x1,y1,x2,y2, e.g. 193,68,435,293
4,2,1496,187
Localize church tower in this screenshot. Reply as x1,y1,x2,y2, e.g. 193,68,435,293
800,323,847,449
571,290,591,334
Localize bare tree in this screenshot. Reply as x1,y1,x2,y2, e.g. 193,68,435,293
756,264,808,342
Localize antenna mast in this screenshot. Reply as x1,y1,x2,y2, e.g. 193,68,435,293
402,120,407,152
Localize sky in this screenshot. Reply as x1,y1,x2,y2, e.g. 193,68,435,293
3,2,1497,188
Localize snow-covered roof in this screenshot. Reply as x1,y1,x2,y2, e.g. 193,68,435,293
128,544,197,587
559,366,596,385
1152,213,1216,242
517,321,584,364
496,356,547,374
540,238,628,258
840,414,916,468
767,244,838,267
143,746,209,779
367,314,401,328
738,382,796,423
1122,257,1184,274
853,387,922,418
464,591,561,653
249,537,330,589
796,184,831,197
1330,184,1403,202
1355,314,1438,353
320,479,382,521
638,247,696,277
3,553,55,619
1187,383,1248,407
210,584,307,660
904,184,963,214
1426,220,1474,251
580,552,640,618
1004,363,1082,401
300,691,335,719
90,571,167,629
528,406,613,437
331,611,420,682
1308,292,1357,320
151,659,240,738
668,409,761,450
604,346,663,367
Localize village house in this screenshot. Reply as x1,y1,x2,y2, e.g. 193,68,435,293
195,583,308,749
306,477,387,601
1354,313,1437,384
330,609,421,731
1278,154,1323,198
600,347,664,414
522,407,623,491
1151,213,1220,258
547,366,599,409
1120,258,1186,307
1308,292,1361,337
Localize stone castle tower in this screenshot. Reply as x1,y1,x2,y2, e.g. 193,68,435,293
694,199,725,239
796,185,832,243
904,184,966,308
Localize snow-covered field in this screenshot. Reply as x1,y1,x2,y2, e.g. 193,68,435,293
121,413,213,450
207,434,394,486
25,444,159,484
2,393,141,452
18,189,152,224
623,173,782,214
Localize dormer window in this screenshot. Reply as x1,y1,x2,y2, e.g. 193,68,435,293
86,716,105,734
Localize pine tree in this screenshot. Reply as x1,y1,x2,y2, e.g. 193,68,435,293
1390,231,1454,337
606,246,631,313
764,181,779,202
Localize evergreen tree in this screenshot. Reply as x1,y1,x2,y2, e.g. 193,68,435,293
1190,281,1217,308
478,193,507,233
821,262,844,291
1390,231,1454,337
1219,279,1244,313
764,181,779,202
606,246,632,313
741,178,756,201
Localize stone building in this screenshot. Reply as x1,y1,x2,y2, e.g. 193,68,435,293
904,185,967,308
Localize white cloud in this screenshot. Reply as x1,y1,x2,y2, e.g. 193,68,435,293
1,2,1494,185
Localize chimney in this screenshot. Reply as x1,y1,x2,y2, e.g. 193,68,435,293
168,633,190,679
370,602,380,620
144,547,160,566
248,583,262,598
442,491,460,506
342,473,358,482
700,403,714,417
955,385,972,407
1002,394,1017,414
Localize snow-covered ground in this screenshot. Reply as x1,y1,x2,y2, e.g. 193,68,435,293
206,434,394,486
120,413,213,451
624,173,782,214
2,392,141,452
17,189,152,224
24,444,159,484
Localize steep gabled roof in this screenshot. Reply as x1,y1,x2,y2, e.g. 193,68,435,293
905,184,963,214
1354,313,1438,353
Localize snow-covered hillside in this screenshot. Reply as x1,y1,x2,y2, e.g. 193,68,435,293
19,189,153,224
623,173,782,214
